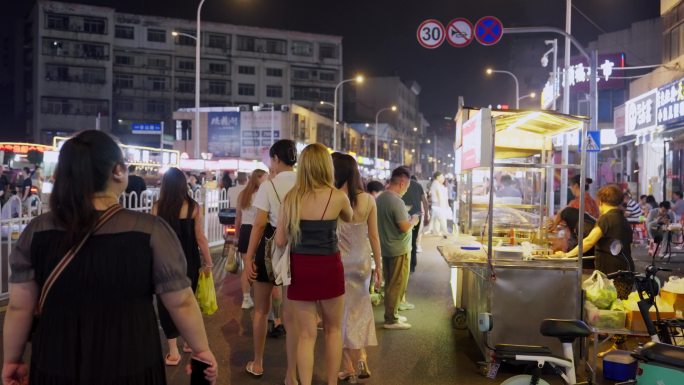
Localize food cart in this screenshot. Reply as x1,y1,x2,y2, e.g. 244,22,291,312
439,108,590,359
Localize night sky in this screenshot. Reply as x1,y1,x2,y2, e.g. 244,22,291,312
19,0,661,118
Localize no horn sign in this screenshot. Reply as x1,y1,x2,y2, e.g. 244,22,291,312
417,16,503,48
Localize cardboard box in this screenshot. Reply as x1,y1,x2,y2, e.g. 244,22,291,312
660,290,684,312
626,309,675,332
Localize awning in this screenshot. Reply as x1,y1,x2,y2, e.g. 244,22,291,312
490,110,589,158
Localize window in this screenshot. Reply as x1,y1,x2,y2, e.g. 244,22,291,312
237,36,255,51
292,86,317,101
292,69,310,80
292,41,313,56
114,74,134,89
115,54,134,66
178,60,195,71
266,85,283,98
83,18,106,34
175,100,194,109
177,78,195,93
265,39,286,55
41,97,70,114
115,25,134,39
176,32,196,46
238,65,256,75
319,72,336,82
114,98,134,112
319,87,334,102
146,100,166,114
81,43,106,59
46,13,69,31
147,57,168,68
319,43,338,59
41,97,108,115
266,68,283,77
148,77,167,91
207,34,227,49
45,64,69,81
208,62,226,73
82,67,106,84
238,83,255,96
147,29,166,43
208,81,227,95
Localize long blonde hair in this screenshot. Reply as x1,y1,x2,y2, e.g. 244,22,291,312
282,143,335,244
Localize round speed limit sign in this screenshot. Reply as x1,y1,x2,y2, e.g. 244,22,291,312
417,19,445,49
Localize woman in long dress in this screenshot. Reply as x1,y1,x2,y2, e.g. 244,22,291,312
332,153,384,382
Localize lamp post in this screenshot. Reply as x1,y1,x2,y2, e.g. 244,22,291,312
486,68,520,109
333,75,364,151
517,92,537,103
374,105,397,163
319,101,336,149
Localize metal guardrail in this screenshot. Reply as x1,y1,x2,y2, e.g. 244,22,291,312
0,188,230,300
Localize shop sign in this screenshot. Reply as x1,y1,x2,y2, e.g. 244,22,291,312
541,74,560,109
562,53,625,92
625,89,657,135
131,122,161,135
240,111,283,160
207,111,241,158
613,104,625,138
0,143,51,154
461,108,492,170
656,78,684,126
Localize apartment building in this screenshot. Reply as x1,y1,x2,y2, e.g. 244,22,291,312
25,1,342,146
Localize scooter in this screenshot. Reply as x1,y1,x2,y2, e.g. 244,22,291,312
607,240,684,385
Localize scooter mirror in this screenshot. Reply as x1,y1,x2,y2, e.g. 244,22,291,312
610,240,622,256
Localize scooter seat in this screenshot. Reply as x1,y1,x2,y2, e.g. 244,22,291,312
638,342,684,369
495,344,552,360
540,319,591,342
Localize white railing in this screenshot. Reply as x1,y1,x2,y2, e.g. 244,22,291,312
0,188,230,300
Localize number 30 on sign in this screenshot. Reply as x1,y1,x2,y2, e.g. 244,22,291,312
417,19,446,49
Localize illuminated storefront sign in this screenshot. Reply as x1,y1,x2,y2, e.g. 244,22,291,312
0,143,52,154
625,89,657,135
656,77,684,126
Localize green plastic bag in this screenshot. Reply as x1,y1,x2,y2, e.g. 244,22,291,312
196,271,218,315
582,270,617,310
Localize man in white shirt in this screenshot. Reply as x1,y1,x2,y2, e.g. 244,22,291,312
227,172,248,208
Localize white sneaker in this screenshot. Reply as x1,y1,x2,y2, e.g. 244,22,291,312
416,246,423,253
241,296,254,309
398,302,415,311
398,315,408,323
383,321,411,330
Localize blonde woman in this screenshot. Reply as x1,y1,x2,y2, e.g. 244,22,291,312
235,169,268,309
275,143,353,385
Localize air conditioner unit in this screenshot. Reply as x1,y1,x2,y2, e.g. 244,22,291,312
252,106,260,112
280,105,289,112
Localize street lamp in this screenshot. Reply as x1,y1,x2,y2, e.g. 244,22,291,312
518,92,537,102
374,105,397,163
333,75,364,151
486,68,520,109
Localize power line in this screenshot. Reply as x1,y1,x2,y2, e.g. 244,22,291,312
572,4,607,34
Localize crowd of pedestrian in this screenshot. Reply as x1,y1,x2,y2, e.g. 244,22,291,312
1,133,453,385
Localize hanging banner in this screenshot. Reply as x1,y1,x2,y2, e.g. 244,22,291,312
461,108,492,170
207,111,241,157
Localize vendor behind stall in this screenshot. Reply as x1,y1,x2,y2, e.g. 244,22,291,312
546,175,599,232
555,184,634,298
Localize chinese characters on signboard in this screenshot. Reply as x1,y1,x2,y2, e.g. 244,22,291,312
240,111,283,159
625,89,656,135
131,123,161,135
461,109,492,170
656,79,684,126
207,111,241,157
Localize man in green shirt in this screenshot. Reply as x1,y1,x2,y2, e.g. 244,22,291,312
376,167,419,329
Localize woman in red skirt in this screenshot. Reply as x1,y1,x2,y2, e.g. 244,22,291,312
275,143,353,385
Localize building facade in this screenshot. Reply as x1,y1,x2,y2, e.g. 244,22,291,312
25,1,342,147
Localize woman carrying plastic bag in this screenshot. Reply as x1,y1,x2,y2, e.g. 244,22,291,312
196,271,219,315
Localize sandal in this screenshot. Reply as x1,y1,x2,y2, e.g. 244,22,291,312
182,343,192,353
165,353,181,366
245,361,264,378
